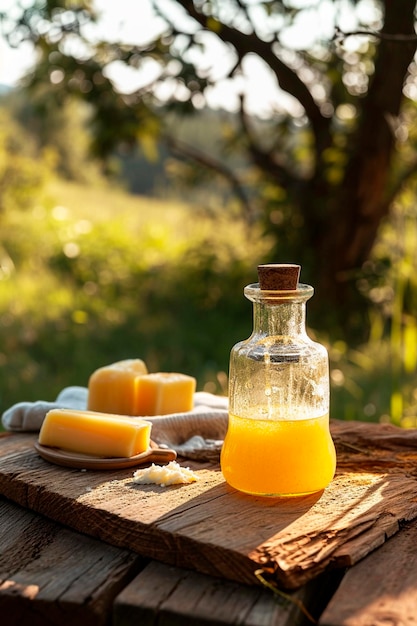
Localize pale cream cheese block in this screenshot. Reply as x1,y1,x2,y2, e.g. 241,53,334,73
39,408,151,458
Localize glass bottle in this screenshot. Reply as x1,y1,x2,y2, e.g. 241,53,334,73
220,264,336,497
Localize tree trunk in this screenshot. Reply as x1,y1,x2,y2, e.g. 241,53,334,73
318,0,417,316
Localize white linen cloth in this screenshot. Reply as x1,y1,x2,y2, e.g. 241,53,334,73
1,388,229,461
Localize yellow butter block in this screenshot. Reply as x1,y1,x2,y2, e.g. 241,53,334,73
87,359,148,415
136,372,196,416
39,409,151,458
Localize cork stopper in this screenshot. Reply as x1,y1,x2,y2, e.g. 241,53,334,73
257,264,300,291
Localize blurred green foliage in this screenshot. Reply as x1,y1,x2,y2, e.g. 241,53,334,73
0,176,274,414
1,174,417,430
1,102,417,431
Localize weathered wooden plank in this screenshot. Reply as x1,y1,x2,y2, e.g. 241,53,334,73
1,483,346,626
114,561,276,626
114,560,344,626
0,496,145,626
1,422,417,590
319,519,417,626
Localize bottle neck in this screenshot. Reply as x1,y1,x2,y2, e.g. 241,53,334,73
252,300,308,338
244,283,313,338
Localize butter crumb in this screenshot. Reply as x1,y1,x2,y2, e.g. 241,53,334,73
132,461,198,487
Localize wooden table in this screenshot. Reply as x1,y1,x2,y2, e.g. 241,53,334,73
2,422,417,625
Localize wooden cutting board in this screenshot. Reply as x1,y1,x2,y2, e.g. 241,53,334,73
1,419,417,590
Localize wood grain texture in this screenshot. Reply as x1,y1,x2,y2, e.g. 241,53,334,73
319,520,417,626
0,492,341,626
114,559,343,626
1,421,417,590
0,495,144,626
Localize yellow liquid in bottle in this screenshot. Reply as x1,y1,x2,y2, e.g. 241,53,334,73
220,413,336,497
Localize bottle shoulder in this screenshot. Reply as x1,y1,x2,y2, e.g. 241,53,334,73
231,334,327,362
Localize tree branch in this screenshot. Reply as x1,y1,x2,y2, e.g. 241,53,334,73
237,94,298,189
334,26,417,43
165,134,255,222
163,0,332,157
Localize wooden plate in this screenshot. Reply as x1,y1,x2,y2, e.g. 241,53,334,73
34,442,177,470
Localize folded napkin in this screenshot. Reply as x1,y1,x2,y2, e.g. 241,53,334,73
1,388,229,461
147,393,228,461
1,387,89,432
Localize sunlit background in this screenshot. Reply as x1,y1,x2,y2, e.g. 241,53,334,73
1,0,417,428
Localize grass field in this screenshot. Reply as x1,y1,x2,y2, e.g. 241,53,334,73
0,177,273,414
